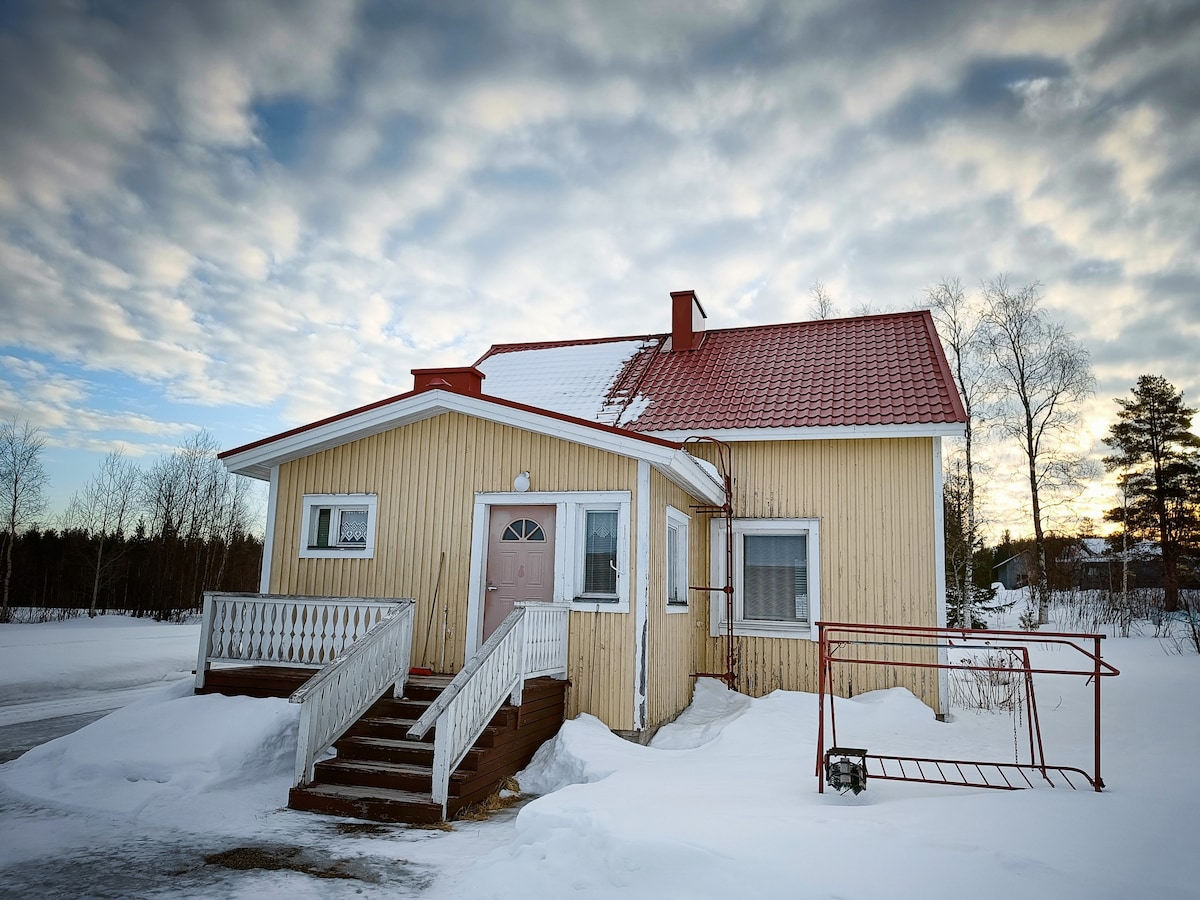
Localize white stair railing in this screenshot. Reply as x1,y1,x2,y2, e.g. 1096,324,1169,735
289,599,416,785
195,592,403,689
407,601,569,816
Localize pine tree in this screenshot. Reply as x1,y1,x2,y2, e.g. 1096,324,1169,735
1103,375,1200,613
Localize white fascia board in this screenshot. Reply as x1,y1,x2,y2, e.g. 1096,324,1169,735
221,390,724,505
662,450,725,506
220,391,451,480
644,422,967,442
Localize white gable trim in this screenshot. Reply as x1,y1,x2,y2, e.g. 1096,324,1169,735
644,423,966,442
221,390,724,506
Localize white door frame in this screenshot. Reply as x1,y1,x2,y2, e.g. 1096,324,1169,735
464,490,632,658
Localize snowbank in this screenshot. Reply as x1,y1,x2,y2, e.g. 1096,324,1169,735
453,642,1199,900
0,680,298,829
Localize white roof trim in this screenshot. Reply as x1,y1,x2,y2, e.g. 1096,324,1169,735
221,390,725,506
643,422,967,442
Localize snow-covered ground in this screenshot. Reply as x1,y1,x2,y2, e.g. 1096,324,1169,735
0,614,198,724
0,607,1197,899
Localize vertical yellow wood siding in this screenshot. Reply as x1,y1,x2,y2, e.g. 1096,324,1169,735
689,438,941,710
269,411,638,729
264,414,940,729
644,470,718,728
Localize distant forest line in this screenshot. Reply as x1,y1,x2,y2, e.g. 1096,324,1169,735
6,526,263,621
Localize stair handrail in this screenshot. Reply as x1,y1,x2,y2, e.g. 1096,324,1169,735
290,599,416,786
407,601,569,815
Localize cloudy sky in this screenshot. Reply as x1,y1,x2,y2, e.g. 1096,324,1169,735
1,0,1197,538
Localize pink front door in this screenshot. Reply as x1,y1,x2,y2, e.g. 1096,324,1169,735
483,505,556,641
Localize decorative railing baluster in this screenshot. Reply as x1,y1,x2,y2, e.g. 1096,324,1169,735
195,593,412,688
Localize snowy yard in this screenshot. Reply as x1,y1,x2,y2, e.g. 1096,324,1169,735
0,608,1197,899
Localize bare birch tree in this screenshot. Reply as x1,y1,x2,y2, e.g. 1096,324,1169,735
809,280,835,319
1,419,49,622
64,450,141,617
141,431,254,613
983,277,1096,625
928,277,994,627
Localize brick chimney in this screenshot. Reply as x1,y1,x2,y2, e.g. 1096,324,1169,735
412,366,485,395
670,290,706,351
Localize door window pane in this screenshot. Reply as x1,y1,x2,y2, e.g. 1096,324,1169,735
501,519,546,542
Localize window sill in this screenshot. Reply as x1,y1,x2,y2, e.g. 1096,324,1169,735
666,601,689,615
299,547,375,560
712,619,816,640
572,596,628,613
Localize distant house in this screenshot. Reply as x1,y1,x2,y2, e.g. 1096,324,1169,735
199,291,967,821
993,551,1032,591
1071,538,1166,592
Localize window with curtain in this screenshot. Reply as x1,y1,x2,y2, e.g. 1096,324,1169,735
300,493,378,558
582,509,618,596
742,533,808,623
711,518,820,639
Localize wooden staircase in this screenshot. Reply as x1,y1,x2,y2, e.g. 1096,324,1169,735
197,666,567,824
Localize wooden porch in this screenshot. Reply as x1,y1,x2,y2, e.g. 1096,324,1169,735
197,665,566,823
194,593,571,825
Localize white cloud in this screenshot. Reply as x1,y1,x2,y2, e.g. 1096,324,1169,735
0,0,1196,533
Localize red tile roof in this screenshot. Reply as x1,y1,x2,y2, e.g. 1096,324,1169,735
478,310,966,433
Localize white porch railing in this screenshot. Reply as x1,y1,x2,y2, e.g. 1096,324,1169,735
407,601,569,816
289,600,416,785
194,592,403,690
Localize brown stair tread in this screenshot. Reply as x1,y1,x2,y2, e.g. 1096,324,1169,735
319,759,430,776
293,782,436,804
338,735,437,751
317,757,475,782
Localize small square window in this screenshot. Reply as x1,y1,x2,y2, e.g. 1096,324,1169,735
300,494,378,559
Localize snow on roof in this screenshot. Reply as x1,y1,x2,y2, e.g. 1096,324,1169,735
1079,538,1161,560
477,338,654,424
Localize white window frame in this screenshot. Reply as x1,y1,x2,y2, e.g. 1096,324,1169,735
665,506,690,614
299,493,378,559
576,503,625,604
710,518,821,640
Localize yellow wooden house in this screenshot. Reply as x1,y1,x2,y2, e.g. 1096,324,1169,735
199,290,966,822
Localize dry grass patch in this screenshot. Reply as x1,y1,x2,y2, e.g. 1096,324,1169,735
455,777,524,822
